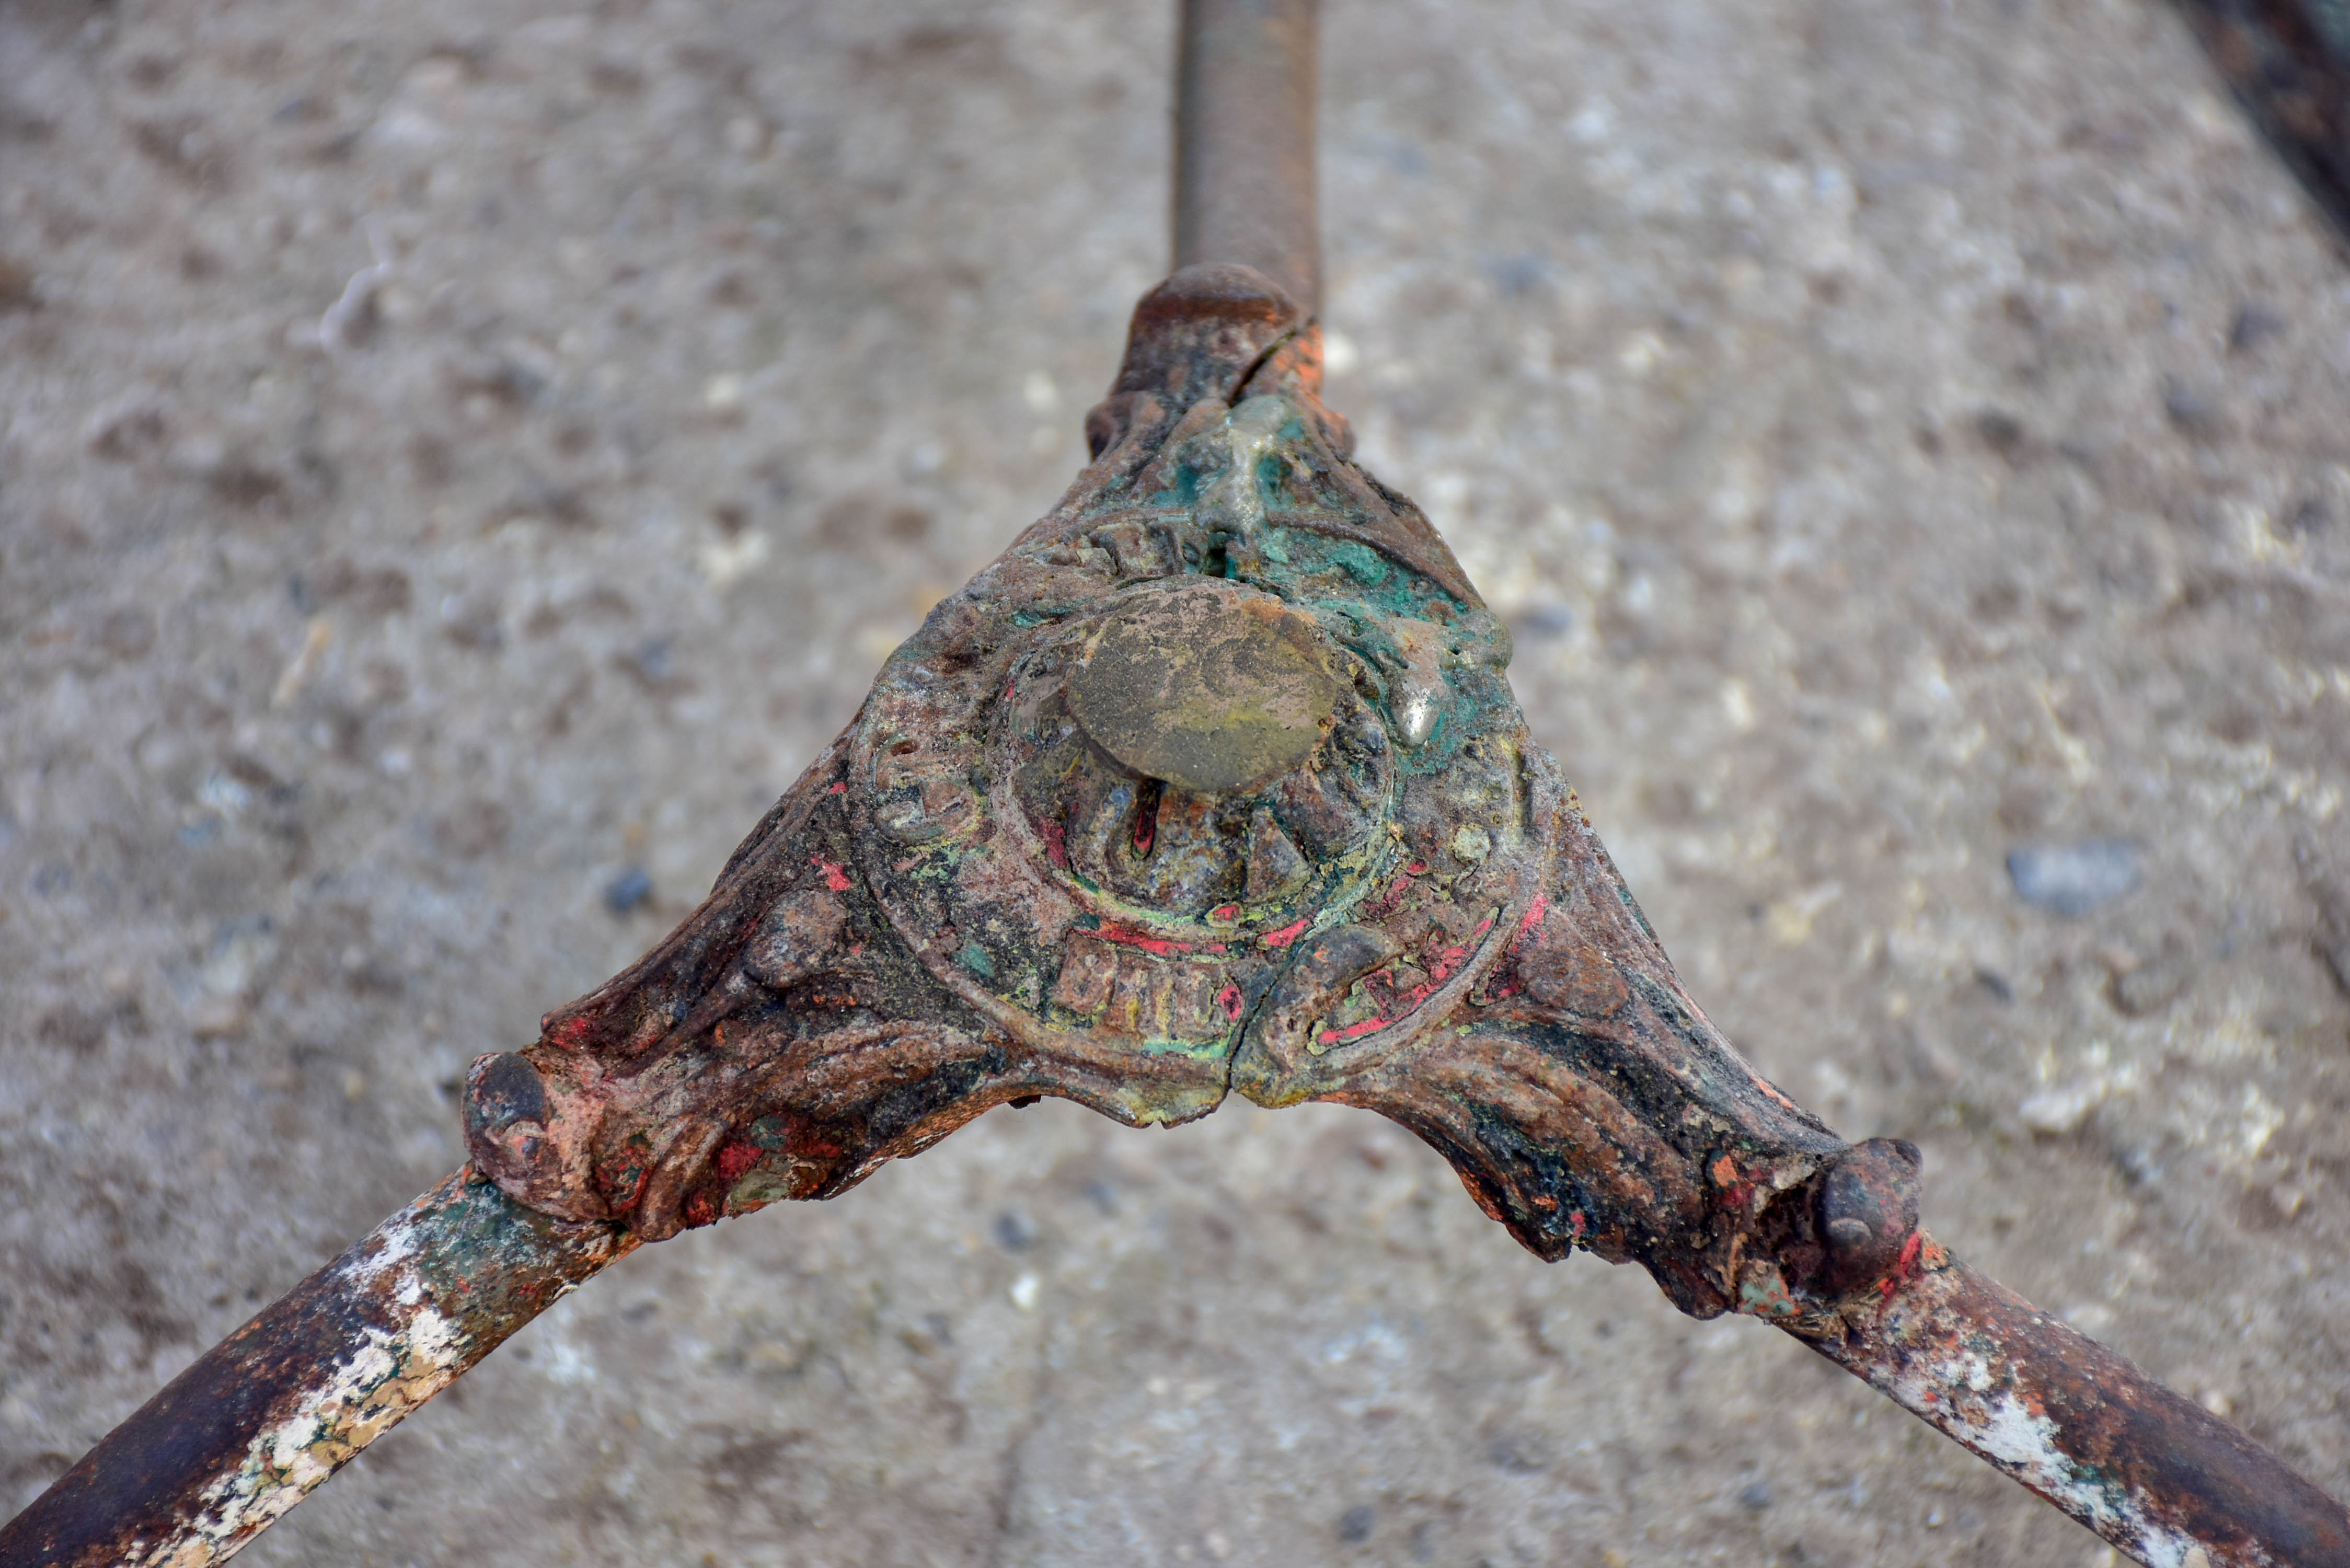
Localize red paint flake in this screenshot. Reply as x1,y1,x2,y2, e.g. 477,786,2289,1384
1315,1016,1391,1046
551,1016,593,1050
1737,1058,1808,1116
1363,859,1449,922
600,1164,650,1213
1515,893,1549,942
828,781,846,794
1092,924,1193,956
1209,903,1240,923
1261,918,1311,949
1365,964,1439,1015
1470,912,1495,940
1216,983,1243,1021
812,857,853,893
715,1142,763,1182
1042,820,1069,869
1704,1147,1756,1210
1881,1229,1927,1299
1570,1209,1587,1237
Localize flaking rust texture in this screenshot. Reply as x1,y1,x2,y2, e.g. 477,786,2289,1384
5,1174,629,1566
447,263,2349,1566
461,267,1883,1332
1813,1246,2350,1567
9,263,2344,1568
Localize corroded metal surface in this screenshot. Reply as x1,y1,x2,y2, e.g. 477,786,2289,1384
452,263,1853,1300
0,1173,630,1567
1063,581,1344,794
1810,1244,2350,1567
11,253,2348,1568
1174,0,1321,311
8,249,2350,1568
441,261,2341,1562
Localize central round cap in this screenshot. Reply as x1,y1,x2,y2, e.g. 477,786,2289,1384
1066,581,1341,794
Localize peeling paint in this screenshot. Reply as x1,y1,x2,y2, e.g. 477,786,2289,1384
1816,1246,2346,1566
6,1173,628,1567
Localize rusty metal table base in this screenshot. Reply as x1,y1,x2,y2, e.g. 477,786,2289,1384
7,261,2345,1568
9,0,2350,1558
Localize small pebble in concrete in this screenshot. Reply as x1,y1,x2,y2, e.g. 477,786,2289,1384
1513,603,1574,638
1338,1504,1375,1543
2163,377,2225,435
1740,1480,1772,1512
2109,950,2194,1016
2229,301,2287,350
2019,1082,2102,1136
604,867,652,915
2006,840,2140,916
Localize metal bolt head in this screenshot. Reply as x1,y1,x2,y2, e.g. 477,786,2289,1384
1066,580,1342,795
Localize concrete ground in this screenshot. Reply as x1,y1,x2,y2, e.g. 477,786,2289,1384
4,0,2349,1563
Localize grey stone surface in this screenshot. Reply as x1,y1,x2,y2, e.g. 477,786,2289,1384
2006,839,2141,917
4,0,2349,1564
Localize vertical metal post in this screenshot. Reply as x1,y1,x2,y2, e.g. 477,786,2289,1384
1173,0,1322,314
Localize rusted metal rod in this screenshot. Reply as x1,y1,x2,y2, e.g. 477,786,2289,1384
1813,1247,2350,1566
1173,0,1320,314
0,1173,629,1565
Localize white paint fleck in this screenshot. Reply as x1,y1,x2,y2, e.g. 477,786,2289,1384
1875,1342,2212,1568
133,1301,472,1566
120,1182,527,1568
